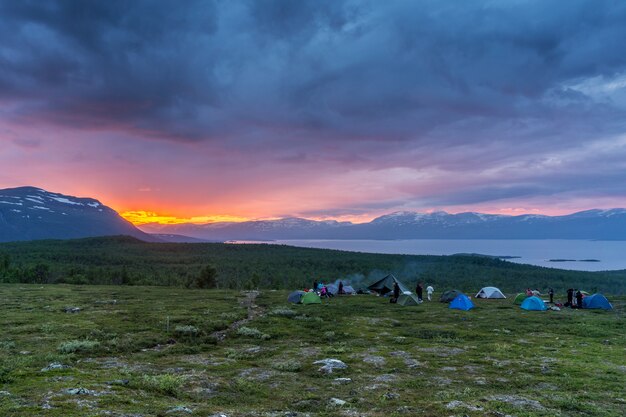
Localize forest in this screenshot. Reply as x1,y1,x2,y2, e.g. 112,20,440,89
0,235,624,293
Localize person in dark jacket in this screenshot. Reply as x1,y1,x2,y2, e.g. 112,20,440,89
391,282,400,303
576,290,583,308
548,288,554,304
338,281,344,295
566,288,573,307
416,283,423,302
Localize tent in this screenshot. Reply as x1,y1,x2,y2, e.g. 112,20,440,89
326,284,339,295
582,294,613,310
301,292,322,305
342,285,356,294
476,287,506,299
449,294,474,310
520,296,546,311
397,293,421,306
367,274,410,295
287,291,305,304
513,293,528,305
440,289,462,303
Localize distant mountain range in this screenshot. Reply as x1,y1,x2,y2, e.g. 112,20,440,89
1,186,625,243
141,209,626,241
0,186,154,243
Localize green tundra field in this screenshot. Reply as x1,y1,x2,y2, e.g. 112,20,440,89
0,284,624,417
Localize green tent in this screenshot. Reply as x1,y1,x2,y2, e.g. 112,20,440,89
397,293,420,306
301,292,322,305
513,293,528,305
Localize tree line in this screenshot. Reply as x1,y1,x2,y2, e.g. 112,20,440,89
0,236,624,294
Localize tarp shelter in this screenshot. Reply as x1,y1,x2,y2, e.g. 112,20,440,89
342,285,356,294
301,292,322,305
287,291,305,304
449,294,474,310
326,284,339,295
582,294,613,310
513,293,528,305
476,287,506,299
520,296,546,311
367,274,410,295
397,293,421,306
440,289,462,303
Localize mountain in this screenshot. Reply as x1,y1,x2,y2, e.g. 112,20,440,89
0,186,155,243
139,209,626,241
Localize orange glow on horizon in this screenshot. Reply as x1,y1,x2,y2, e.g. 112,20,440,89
121,210,249,225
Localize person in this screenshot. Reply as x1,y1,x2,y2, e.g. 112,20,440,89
566,288,573,307
548,288,554,304
313,280,318,292
426,285,434,301
576,289,583,309
391,282,400,303
338,281,344,295
416,282,423,302
526,288,533,296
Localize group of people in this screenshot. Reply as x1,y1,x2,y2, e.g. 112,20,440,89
312,280,349,298
565,288,585,308
391,282,434,303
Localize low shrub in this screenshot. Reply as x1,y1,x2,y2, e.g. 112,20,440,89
237,326,270,340
58,339,100,354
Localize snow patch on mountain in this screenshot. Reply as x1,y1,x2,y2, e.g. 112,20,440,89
48,196,84,206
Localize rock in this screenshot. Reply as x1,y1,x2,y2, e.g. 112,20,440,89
64,306,81,313
313,358,347,374
333,377,352,385
487,394,545,410
107,379,130,386
374,374,397,382
0,391,11,396
167,406,193,414
362,355,386,367
41,362,70,372
329,398,347,406
445,400,483,411
383,392,399,400
65,388,95,395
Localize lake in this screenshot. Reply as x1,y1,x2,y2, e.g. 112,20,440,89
231,239,626,271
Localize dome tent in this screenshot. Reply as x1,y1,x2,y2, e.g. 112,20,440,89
476,287,506,299
520,296,546,311
440,289,463,303
582,294,613,310
513,293,528,305
449,294,474,311
301,292,322,305
342,285,356,294
287,291,305,304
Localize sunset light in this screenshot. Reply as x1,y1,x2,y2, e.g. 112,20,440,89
120,211,249,225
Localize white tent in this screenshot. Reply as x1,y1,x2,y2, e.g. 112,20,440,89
475,286,506,299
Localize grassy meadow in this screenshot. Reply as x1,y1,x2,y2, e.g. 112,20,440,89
0,284,624,416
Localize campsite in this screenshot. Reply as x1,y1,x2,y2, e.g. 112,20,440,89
0,283,623,417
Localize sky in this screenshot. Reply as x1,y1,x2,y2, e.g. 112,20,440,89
2,0,626,224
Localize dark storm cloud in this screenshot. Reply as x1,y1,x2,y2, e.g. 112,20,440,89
2,0,626,213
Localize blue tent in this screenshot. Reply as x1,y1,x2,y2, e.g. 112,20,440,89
582,294,613,310
520,296,546,311
449,294,474,311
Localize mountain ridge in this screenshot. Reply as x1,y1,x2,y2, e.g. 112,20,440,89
139,209,626,241
0,186,156,243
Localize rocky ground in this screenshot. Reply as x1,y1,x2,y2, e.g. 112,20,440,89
0,284,624,416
